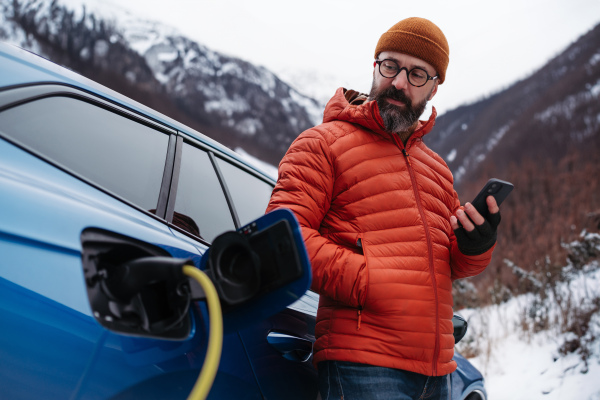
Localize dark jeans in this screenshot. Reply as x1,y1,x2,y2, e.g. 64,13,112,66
318,361,450,400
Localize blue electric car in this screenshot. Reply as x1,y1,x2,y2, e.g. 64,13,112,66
0,41,487,399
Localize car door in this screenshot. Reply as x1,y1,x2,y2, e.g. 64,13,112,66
209,156,320,399
0,86,263,399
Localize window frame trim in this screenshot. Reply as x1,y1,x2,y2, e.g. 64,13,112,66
167,133,276,243
209,151,241,228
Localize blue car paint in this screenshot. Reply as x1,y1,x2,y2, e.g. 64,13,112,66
452,352,487,400
239,308,318,398
0,276,262,399
0,134,264,399
0,137,185,313
0,41,486,399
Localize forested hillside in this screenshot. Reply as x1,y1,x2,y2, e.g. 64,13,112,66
433,24,600,304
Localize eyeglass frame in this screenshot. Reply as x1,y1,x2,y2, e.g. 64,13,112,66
374,59,438,87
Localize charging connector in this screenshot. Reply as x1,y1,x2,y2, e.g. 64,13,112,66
81,208,311,399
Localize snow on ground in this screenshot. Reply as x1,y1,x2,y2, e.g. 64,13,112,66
459,267,600,399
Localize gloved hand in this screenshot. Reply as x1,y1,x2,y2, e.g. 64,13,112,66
454,211,501,255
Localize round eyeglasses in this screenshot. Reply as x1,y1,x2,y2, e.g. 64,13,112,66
375,59,438,87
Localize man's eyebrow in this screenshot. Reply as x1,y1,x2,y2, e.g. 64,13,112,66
384,57,421,69
385,57,433,74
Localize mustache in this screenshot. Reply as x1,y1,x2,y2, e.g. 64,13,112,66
380,87,412,108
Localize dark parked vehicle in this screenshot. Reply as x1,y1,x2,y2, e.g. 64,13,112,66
0,41,486,400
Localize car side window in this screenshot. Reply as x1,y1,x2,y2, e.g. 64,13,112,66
215,158,274,226
173,142,235,242
0,96,168,211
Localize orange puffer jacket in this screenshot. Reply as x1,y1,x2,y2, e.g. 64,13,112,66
266,88,494,377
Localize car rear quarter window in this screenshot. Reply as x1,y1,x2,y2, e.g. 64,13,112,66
215,158,274,226
0,96,168,211
173,142,235,242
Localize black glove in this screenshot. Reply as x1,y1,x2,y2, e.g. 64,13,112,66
454,211,501,255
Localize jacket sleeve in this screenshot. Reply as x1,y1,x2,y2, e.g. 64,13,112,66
266,129,367,308
447,191,495,280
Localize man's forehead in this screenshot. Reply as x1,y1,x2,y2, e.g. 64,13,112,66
378,51,435,73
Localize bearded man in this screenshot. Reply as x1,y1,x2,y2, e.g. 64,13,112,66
266,17,502,400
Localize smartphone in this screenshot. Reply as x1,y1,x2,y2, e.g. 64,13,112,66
471,178,514,217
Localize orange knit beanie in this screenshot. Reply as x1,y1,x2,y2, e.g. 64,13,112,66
374,17,449,84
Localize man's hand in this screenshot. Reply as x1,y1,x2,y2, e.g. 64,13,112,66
450,196,501,255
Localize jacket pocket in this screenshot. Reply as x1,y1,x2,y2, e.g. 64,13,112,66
355,234,369,329
356,236,364,254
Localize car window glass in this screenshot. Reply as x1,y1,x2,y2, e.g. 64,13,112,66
0,96,168,211
216,158,273,226
174,143,235,242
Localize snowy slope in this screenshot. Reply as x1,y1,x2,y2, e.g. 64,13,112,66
458,233,600,399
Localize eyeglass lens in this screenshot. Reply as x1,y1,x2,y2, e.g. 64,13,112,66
378,60,430,87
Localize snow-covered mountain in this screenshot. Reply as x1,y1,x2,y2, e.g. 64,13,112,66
0,0,323,165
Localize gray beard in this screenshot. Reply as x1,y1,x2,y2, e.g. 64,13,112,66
368,81,429,135
379,101,425,134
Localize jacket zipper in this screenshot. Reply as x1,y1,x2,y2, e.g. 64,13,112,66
396,137,440,376
401,148,411,166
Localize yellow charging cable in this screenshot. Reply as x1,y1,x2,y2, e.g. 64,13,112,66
182,265,223,400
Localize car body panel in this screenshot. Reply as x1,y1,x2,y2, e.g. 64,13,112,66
239,308,318,398
0,133,264,399
452,352,487,400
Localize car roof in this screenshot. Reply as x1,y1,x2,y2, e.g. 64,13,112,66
0,41,271,179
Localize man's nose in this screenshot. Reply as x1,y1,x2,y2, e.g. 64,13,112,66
392,69,409,90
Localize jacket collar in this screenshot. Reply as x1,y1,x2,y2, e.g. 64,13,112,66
323,87,437,143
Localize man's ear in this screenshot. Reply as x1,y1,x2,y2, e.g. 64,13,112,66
428,81,439,101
